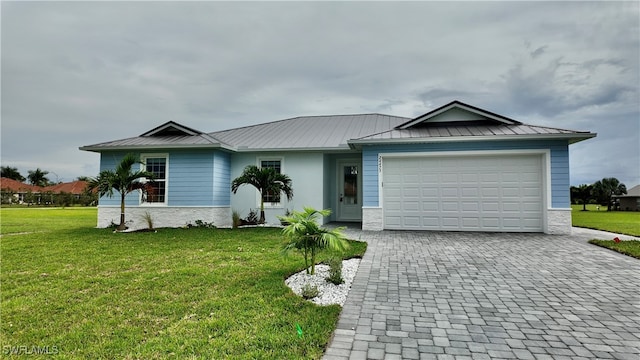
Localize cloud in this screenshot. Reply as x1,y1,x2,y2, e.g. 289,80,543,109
1,1,638,186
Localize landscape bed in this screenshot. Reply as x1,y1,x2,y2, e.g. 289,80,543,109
0,207,366,359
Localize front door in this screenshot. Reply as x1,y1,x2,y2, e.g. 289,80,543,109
337,161,362,221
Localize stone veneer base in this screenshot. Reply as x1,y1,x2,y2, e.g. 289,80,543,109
97,206,231,230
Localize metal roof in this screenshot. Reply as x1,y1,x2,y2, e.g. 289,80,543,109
80,102,596,152
349,124,595,144
80,133,234,152
209,114,410,151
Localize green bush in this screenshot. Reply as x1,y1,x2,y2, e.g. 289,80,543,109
325,256,344,285
301,284,320,299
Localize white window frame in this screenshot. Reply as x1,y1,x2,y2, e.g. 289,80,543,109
140,153,169,206
257,157,284,208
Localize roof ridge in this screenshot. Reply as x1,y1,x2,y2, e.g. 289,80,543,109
210,113,410,135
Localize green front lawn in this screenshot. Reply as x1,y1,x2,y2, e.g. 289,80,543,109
589,239,640,259
0,208,366,359
571,204,640,236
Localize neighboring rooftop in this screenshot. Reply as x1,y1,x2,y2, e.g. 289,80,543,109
0,178,41,192
0,178,89,195
615,184,640,198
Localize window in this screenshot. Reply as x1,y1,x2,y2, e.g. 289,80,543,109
142,155,168,204
260,158,282,204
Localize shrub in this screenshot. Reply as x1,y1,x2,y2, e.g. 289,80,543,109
142,211,154,230
194,220,216,229
300,284,319,299
245,209,258,224
232,210,242,229
325,257,344,285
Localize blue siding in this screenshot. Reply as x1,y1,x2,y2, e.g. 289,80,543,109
362,140,570,208
212,151,231,206
168,150,214,206
97,149,231,207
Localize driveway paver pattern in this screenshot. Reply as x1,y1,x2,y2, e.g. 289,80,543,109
323,231,639,360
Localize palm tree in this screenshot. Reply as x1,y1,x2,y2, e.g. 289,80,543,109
280,207,348,275
571,184,593,211
231,165,293,224
27,168,50,187
592,177,627,211
87,153,155,231
1,166,25,182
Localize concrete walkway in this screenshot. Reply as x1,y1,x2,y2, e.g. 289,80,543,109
323,230,639,360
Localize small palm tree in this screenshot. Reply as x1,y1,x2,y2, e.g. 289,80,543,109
87,153,155,231
231,165,293,224
281,207,348,275
572,184,593,211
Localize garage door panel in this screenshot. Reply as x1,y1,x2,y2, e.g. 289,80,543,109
442,217,460,227
442,202,459,211
422,188,438,197
462,217,480,228
441,187,459,197
422,201,439,211
402,216,421,227
383,154,543,232
461,202,479,211
421,216,439,226
403,201,420,211
461,187,479,197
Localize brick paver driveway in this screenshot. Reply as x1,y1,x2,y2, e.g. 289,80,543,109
323,231,639,360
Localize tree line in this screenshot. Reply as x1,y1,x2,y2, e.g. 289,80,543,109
570,177,627,211
1,166,90,186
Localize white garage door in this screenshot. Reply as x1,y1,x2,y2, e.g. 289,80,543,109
383,154,544,232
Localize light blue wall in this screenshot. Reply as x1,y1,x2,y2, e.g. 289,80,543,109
229,152,325,224
168,150,213,206
97,150,231,207
362,139,571,208
213,151,231,206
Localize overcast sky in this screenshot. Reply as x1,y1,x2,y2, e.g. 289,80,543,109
2,1,638,187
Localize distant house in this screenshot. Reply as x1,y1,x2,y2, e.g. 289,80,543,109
0,178,90,204
614,185,640,211
80,100,596,234
0,178,42,203
44,180,91,198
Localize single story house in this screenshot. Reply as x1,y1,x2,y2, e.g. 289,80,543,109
80,100,595,234
0,177,42,203
0,178,90,204
614,184,640,211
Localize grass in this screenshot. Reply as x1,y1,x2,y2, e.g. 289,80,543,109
1,207,366,359
0,207,97,234
571,204,640,237
589,239,640,259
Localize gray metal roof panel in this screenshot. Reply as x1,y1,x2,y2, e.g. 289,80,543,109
81,112,595,152
351,124,592,142
80,133,233,152
209,114,410,150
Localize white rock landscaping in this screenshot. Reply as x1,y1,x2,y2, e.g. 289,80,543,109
285,258,361,306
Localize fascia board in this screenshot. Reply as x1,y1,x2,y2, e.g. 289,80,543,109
79,143,237,153
347,133,597,149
